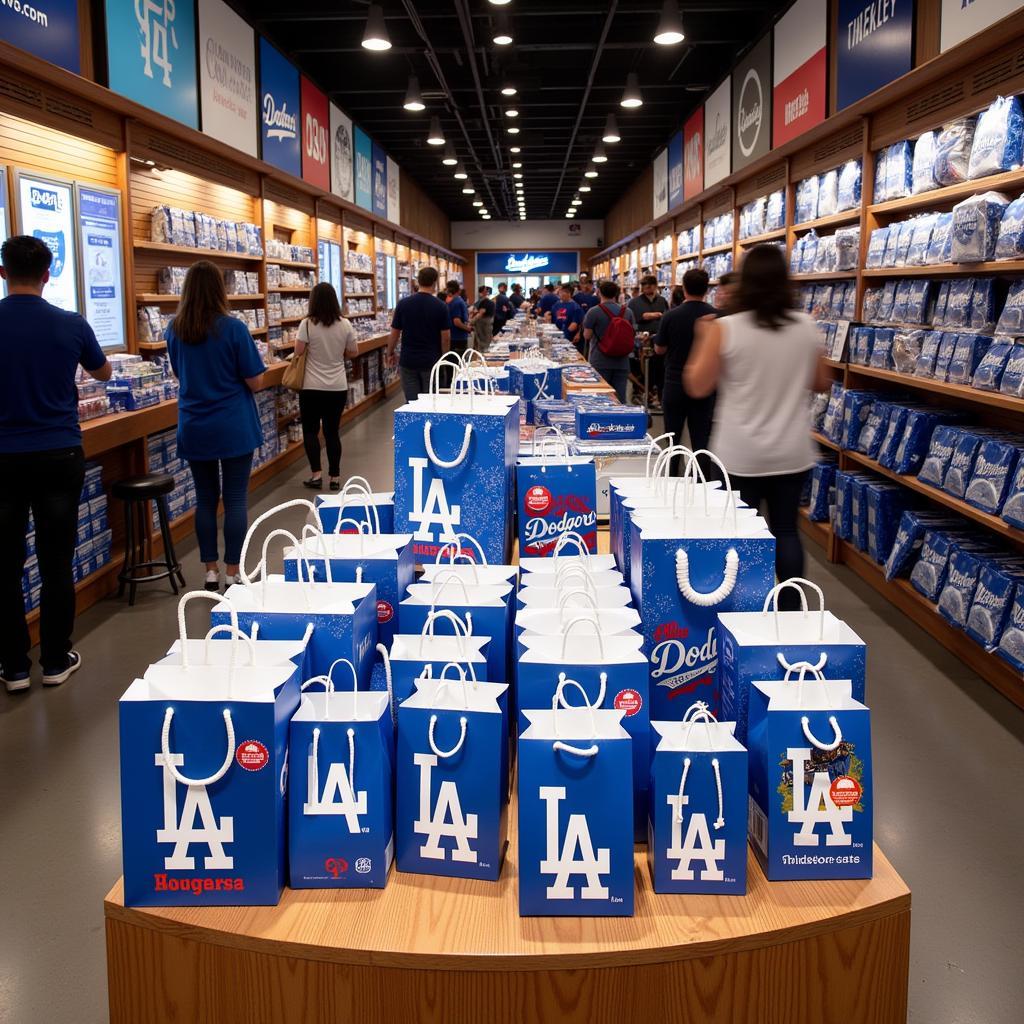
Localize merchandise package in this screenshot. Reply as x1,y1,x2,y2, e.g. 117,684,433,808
837,159,862,211
799,232,819,273
934,117,977,186
395,670,509,880
894,408,952,475
877,279,898,321
575,405,650,442
119,594,303,907
840,390,876,449
795,175,819,223
998,585,1024,671
817,169,839,218
1002,461,1024,528
934,331,962,380
893,220,917,266
932,281,952,326
517,701,634,916
937,547,991,629
914,330,944,377
964,438,1020,514
947,333,993,384
648,704,748,895
967,95,1024,180
926,213,954,265
911,130,938,194
862,285,883,321
877,405,910,469
884,510,962,581
813,236,838,273
857,401,893,460
865,227,889,268
873,146,889,202
288,663,395,888
944,429,989,498
884,140,913,201
995,281,1024,335
766,189,786,229
910,531,989,602
868,329,894,369
919,424,962,488
994,194,1024,260
969,561,1024,651
999,343,1024,397
950,193,1010,263
972,341,1014,390
969,278,998,332
516,440,598,557
944,278,974,328
906,216,936,266
892,330,925,373
865,482,911,564
747,663,873,881
808,461,836,522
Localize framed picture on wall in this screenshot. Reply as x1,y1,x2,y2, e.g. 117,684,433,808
14,170,79,313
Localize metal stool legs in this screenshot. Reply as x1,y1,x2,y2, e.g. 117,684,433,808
116,494,185,605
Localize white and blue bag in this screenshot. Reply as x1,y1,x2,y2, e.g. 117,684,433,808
314,476,395,534
418,532,519,587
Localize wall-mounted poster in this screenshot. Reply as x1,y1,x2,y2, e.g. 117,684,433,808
704,79,731,187
836,0,914,110
354,126,373,212
300,76,330,190
259,37,301,178
198,0,257,157
15,171,77,312
667,132,683,210
372,142,387,219
77,184,125,349
329,103,354,203
0,0,80,73
683,108,703,200
386,156,400,224
941,0,1021,50
105,0,198,128
652,148,668,219
732,32,772,172
773,0,826,147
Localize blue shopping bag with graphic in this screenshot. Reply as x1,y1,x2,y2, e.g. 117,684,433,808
395,669,509,880
508,359,562,424
314,476,395,534
747,662,873,881
717,578,867,744
288,660,395,889
119,593,301,907
648,703,747,895
394,356,520,564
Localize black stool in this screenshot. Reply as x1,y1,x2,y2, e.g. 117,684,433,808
112,473,186,606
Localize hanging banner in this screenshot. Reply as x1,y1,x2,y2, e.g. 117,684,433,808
387,155,400,223
105,0,198,128
372,142,387,219
355,126,373,212
704,79,731,187
684,108,703,200
77,184,125,349
732,33,772,172
259,37,301,178
836,0,914,111
301,76,330,190
198,0,257,157
667,131,683,210
329,103,354,203
15,171,78,312
0,0,79,73
652,148,668,219
773,0,826,147
941,0,1021,50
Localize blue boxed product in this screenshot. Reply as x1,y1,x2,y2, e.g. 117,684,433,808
837,159,862,211
914,331,944,376
840,391,876,449
912,130,938,194
850,326,874,365
841,281,858,320
833,471,857,540
874,147,889,201
884,510,961,580
994,194,1024,260
858,401,893,459
799,232,819,273
1001,461,1024,528
892,329,925,373
850,476,871,551
999,343,1024,397
944,279,974,328
821,382,846,442
864,482,907,562
911,531,987,603
866,227,889,268
795,175,819,223
878,280,898,321
789,235,804,272
934,331,961,380
934,117,977,186
972,340,1014,390
891,280,913,323
967,95,1024,180
878,406,910,469
766,189,785,230
894,220,918,266
944,430,988,498
908,280,935,325
968,278,998,331
862,286,882,321
995,281,1024,336
814,235,838,273
906,215,936,266
997,584,1024,671
951,193,1010,263
868,328,894,368
937,546,990,628
919,425,962,488
925,213,954,265
885,140,913,200
894,409,945,475
575,405,646,441
817,169,839,217
881,226,902,268
808,461,836,521
931,280,951,326
965,438,1020,514
947,333,993,384
967,560,1024,651
811,284,834,319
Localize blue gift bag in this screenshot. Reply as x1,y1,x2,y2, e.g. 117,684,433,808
518,698,634,916
288,661,395,888
418,531,519,587
648,703,748,895
314,476,395,534
516,447,598,558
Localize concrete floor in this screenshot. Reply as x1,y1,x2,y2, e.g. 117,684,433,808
1,395,1022,1024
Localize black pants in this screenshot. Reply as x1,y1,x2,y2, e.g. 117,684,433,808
732,470,810,610
661,382,716,477
400,367,432,402
299,389,348,477
0,446,85,673
648,353,664,398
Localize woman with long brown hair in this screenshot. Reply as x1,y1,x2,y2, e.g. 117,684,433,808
165,260,265,591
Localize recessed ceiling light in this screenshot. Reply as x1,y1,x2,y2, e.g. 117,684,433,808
441,143,458,166
507,126,520,134
427,116,445,146
602,113,621,143
512,161,522,168
361,3,391,50
403,75,425,111
513,172,523,179
653,0,686,45
492,14,513,45
520,214,526,220
488,0,511,5
565,212,574,218
592,142,608,163
620,72,643,108
505,108,519,117
501,83,517,96
453,163,468,180
482,214,492,219
462,185,475,194
579,184,592,192
472,200,483,206
510,146,521,153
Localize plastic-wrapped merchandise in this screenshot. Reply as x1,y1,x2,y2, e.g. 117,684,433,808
810,390,830,432
834,226,861,271
967,95,1024,180
877,280,898,321
850,326,874,365
866,483,910,564
972,340,1015,390
821,381,846,442
912,130,938,194
862,285,883,322
837,159,862,212
938,547,990,628
817,169,839,218
925,213,954,265
906,279,935,325
765,189,786,231
1002,463,1024,529
799,231,819,273
895,408,947,475
966,561,1024,651
944,278,974,327
934,118,977,186
150,206,172,244
215,219,229,251
789,235,804,273
892,329,925,373
808,461,836,521
885,511,962,581
947,333,993,383
894,219,918,266
850,476,871,552
811,284,834,320
994,195,1024,261
968,277,998,331
884,140,913,201
995,281,1024,336
966,439,1020,514
891,280,914,323
934,331,961,380
873,147,889,202
950,192,1010,263
914,330,944,376
919,425,961,487
841,281,858,320
813,235,838,273
858,401,893,458
943,430,987,497
906,215,936,266
878,405,910,469
931,280,951,326
881,225,902,267
866,227,889,268
911,531,961,602
795,175,819,223
997,585,1024,670
1000,343,1024,396
868,327,894,368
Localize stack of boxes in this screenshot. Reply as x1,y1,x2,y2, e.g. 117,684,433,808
146,429,195,529
253,390,281,470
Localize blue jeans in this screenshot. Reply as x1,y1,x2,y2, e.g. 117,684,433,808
188,453,254,565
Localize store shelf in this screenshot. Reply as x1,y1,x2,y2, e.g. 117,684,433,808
347,310,377,318
133,240,259,262
811,430,840,451
344,268,374,276
272,315,305,326
271,286,313,294
136,293,264,302
700,242,733,256
250,327,268,336
345,292,374,298
26,555,123,633
738,227,786,246
798,505,831,551
869,167,1024,217
792,209,860,233
265,258,317,269
676,251,699,261
862,260,1024,278
823,358,847,371
791,271,859,281
844,363,1024,413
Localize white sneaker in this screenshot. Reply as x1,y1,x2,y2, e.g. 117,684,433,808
232,573,243,586
2,667,30,693
204,570,221,592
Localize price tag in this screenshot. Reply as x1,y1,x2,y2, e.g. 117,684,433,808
831,319,852,361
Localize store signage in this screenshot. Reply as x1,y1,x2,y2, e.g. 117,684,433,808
773,0,826,147
836,0,914,111
77,184,125,349
732,33,772,171
476,251,579,275
300,76,329,190
683,108,703,200
105,0,198,128
0,0,79,73
329,102,354,203
652,147,668,219
372,142,387,218
198,0,257,157
941,0,1020,50
704,79,731,187
386,155,400,223
354,126,373,211
667,131,683,210
16,171,77,312
259,37,301,178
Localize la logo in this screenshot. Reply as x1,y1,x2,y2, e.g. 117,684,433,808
155,753,233,870
413,753,477,862
304,753,367,834
665,792,724,881
787,747,852,846
409,457,461,540
539,786,609,900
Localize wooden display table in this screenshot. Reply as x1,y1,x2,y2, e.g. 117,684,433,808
104,817,910,1024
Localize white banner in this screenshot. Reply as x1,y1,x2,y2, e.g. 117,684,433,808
774,0,826,84
330,102,355,203
198,0,258,157
704,79,731,187
941,0,1022,51
652,148,668,219
387,155,400,224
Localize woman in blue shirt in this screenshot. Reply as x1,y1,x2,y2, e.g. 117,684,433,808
166,261,265,591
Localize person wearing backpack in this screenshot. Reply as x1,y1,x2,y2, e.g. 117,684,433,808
581,279,636,402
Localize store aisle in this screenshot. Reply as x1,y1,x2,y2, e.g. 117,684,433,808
1,395,1021,1024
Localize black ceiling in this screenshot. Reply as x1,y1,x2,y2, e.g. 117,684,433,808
236,0,791,222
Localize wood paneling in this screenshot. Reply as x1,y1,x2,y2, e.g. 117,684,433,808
131,125,261,196
605,164,653,246
0,111,117,188
735,161,787,206
400,175,450,249
263,199,313,249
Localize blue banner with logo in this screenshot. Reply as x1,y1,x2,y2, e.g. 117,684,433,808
668,131,684,210
258,37,301,178
2,0,79,72
355,126,373,212
105,0,198,128
476,251,579,275
836,0,914,110
372,142,387,218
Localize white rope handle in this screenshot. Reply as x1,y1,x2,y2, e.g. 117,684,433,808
436,532,488,565
559,615,606,660
337,475,374,499
675,547,739,607
430,570,472,608
424,420,473,469
801,715,843,751
553,531,590,562
763,578,825,641
324,657,361,721
557,589,599,616
310,725,357,802
553,561,595,587
332,492,381,535
652,442,693,482
428,352,466,404
375,643,396,724
461,347,490,371
431,659,472,709
160,707,235,788
689,449,737,528
681,699,719,752
238,498,317,586
645,432,676,477
555,669,607,709
553,565,597,596
428,714,468,758
551,674,599,757
674,754,725,829
420,607,473,659
202,624,256,667
255,528,314,608
299,524,336,583
177,591,239,673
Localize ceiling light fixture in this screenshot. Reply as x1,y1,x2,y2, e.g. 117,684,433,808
361,3,391,51
501,82,517,96
441,143,458,166
513,172,523,179
453,163,468,180
507,126,520,134
510,146,521,153
427,116,445,145
620,72,643,108
505,108,519,117
592,142,608,163
488,0,512,5
584,167,599,178
462,185,475,194
653,0,686,45
520,214,526,220
492,14,513,45
472,200,483,207
512,161,522,168
602,113,621,143
565,212,574,218
403,75,425,111
579,184,592,192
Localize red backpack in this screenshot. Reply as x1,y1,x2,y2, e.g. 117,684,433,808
596,302,636,358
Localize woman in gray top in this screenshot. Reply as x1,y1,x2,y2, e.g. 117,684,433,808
581,279,637,403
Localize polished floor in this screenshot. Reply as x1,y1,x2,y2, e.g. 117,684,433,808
1,395,1022,1024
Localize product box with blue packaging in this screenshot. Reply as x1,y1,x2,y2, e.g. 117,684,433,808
868,328,894,369
937,546,991,629
892,330,925,373
970,278,1000,332
1001,461,1024,529
894,409,944,475
919,425,962,488
849,327,873,366
891,280,914,323
905,280,934,325
999,343,1024,397
884,510,962,581
951,193,1010,263
944,279,975,328
865,482,911,564
912,131,938,194
878,280,898,322
967,95,1024,180
837,159,861,211
795,176,819,223
964,439,1020,514
866,227,889,268
947,334,993,384
914,331,944,377
881,227,902,268
821,382,847,443
926,214,954,265
910,530,984,603
997,585,1024,672
840,391,877,450
972,341,1015,390
800,233,819,273
931,280,951,326
935,118,977,186
996,281,1024,335
934,331,962,380
574,405,646,441
943,429,989,498
808,461,836,522
995,194,1024,260
857,401,893,459
968,561,1024,651
907,216,936,266
885,140,913,200
877,406,911,470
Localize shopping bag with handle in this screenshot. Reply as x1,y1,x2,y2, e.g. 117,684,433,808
418,532,519,587
314,475,395,534
648,702,748,894
288,659,395,889
519,530,617,576
747,661,873,881
518,677,634,916
119,593,300,906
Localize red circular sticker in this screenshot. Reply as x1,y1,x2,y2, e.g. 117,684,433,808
613,689,643,717
829,776,862,807
377,599,394,623
525,485,552,516
236,740,269,772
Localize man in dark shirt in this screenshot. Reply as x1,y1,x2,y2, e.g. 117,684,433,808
493,282,513,333
444,279,470,356
0,235,112,691
389,266,451,401
573,277,600,313
655,267,716,476
471,285,496,351
629,274,669,412
536,282,559,318
509,283,526,309
551,283,583,348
